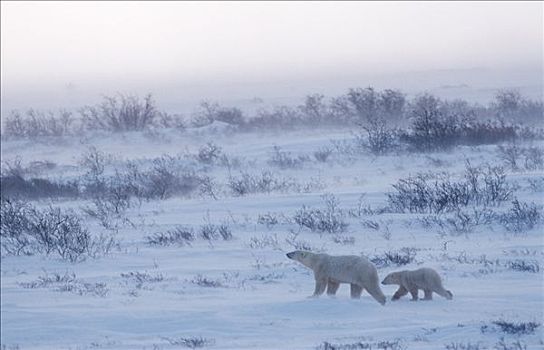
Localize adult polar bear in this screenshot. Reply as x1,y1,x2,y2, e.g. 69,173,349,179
286,251,386,305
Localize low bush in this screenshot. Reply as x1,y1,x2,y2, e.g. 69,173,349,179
506,259,540,273
268,145,309,169
146,227,195,246
190,274,224,288
313,147,333,162
491,320,540,335
500,199,542,233
19,271,108,297
227,171,317,196
120,271,165,289
444,342,484,350
388,163,513,214
196,142,222,165
1,198,116,261
0,175,79,200
2,109,75,138
80,94,161,132
370,248,417,268
162,336,215,348
293,194,348,234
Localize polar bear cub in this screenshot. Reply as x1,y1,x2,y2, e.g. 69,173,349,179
286,250,386,305
381,268,453,301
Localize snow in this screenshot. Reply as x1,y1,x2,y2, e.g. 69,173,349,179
1,127,543,350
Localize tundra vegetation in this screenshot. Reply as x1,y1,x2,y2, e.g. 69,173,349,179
1,88,542,349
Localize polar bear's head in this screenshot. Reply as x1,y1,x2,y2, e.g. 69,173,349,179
381,272,402,285
286,250,314,267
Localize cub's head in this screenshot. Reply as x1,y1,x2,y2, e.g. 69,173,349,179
381,272,402,285
286,250,313,267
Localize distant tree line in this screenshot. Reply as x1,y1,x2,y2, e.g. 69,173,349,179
2,88,542,150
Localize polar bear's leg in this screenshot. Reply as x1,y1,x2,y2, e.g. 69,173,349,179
327,280,340,296
350,284,363,299
409,287,419,301
365,284,386,305
434,286,453,300
392,286,408,301
423,289,433,300
311,277,327,298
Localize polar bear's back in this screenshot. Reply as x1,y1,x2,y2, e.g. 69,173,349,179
319,254,377,284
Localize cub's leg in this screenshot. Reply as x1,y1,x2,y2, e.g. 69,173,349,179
409,287,419,301
350,284,363,299
310,277,327,298
423,289,433,300
327,280,340,296
392,286,408,301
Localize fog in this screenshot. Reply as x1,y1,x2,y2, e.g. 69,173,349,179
1,1,542,115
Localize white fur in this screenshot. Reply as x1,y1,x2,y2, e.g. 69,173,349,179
286,251,386,305
382,268,453,301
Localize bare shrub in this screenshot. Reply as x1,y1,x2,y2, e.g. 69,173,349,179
506,259,540,273
198,218,233,241
82,191,131,230
162,336,215,348
490,320,540,335
313,147,333,163
522,147,544,170
1,199,116,261
28,206,93,262
217,224,233,240
228,171,299,196
331,235,355,245
245,105,301,130
146,227,195,246
500,199,542,233
80,94,160,131
0,175,79,200
293,194,348,234
388,164,513,214
20,271,108,297
198,175,219,200
2,109,74,138
299,94,329,124
190,274,224,288
494,338,527,350
268,145,309,169
110,156,201,201
400,93,457,152
527,177,544,192
196,142,222,165
285,232,321,252
497,142,522,170
249,234,280,250
0,199,33,255
121,271,165,289
445,342,484,350
257,212,280,228
370,248,417,268
317,338,406,350
355,117,397,155
1,157,78,200
193,101,244,127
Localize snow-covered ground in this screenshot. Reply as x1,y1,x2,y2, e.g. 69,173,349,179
1,126,543,350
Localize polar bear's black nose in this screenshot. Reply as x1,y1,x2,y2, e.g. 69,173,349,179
286,253,293,259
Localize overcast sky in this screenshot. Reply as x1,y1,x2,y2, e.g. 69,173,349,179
1,1,542,113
